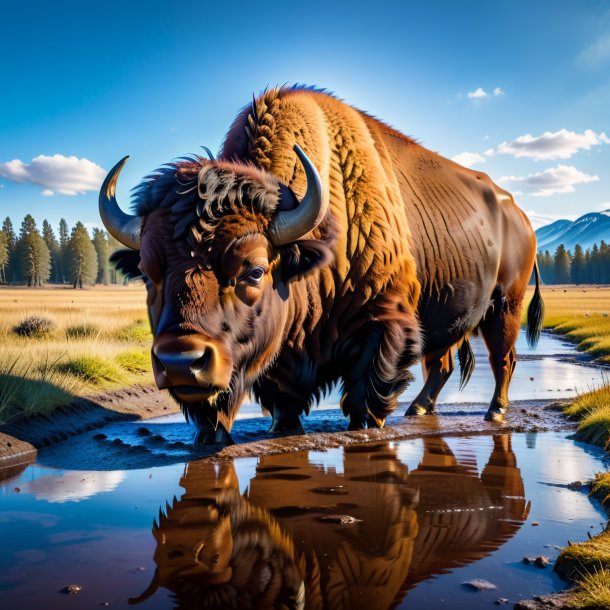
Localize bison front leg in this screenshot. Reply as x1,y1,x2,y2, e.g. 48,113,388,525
253,377,306,435
341,321,419,430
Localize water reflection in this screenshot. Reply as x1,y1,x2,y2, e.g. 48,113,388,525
134,435,528,609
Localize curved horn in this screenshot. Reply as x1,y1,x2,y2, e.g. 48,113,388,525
268,144,327,246
128,568,160,605
99,156,142,250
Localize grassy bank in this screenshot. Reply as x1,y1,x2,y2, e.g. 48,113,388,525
525,285,610,364
0,286,151,424
528,286,610,607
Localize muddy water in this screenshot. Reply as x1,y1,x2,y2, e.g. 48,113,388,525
1,432,608,609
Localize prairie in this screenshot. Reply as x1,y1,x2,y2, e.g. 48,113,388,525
0,285,150,424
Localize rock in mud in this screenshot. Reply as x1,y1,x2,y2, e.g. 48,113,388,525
61,584,82,594
135,427,151,437
514,591,575,609
461,579,497,591
522,555,550,568
494,599,509,605
92,433,107,441
567,481,583,490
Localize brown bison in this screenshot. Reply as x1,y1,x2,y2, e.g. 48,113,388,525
130,436,527,609
100,86,543,443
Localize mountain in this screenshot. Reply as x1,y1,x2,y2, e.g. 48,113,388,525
535,210,610,253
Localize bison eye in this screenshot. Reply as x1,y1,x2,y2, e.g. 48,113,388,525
241,266,265,286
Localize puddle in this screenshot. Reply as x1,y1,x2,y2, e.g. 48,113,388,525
0,432,608,609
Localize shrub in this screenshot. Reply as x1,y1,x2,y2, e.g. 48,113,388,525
12,315,55,338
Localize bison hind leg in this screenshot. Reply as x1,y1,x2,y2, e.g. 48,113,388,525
405,345,456,416
253,377,307,436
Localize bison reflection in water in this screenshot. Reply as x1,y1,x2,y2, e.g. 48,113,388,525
132,435,527,609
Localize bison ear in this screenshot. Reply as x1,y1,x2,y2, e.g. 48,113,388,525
280,239,333,282
110,249,144,280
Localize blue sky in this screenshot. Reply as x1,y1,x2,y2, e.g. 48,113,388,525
1,0,609,234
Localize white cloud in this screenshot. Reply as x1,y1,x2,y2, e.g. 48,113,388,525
467,87,487,99
497,129,609,161
499,164,599,197
41,189,54,197
525,210,577,230
484,148,495,157
0,154,105,196
493,87,504,96
577,34,610,67
452,151,486,168
597,202,610,212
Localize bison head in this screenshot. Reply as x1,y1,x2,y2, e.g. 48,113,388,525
100,146,333,441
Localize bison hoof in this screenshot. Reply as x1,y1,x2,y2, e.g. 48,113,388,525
193,425,234,445
347,415,368,431
484,408,506,422
269,418,304,435
405,403,428,417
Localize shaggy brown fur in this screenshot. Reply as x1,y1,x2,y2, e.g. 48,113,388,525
113,85,542,437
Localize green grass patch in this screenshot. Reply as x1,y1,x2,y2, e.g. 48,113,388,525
117,320,152,342
573,567,610,609
590,473,610,507
55,355,127,385
65,323,100,340
556,530,610,581
564,380,610,447
114,350,151,374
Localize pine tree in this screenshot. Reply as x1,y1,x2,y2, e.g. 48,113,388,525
56,218,70,283
68,222,98,288
0,230,8,284
42,220,60,283
540,250,553,284
553,244,571,284
16,215,51,286
91,228,109,285
1,217,17,284
571,244,585,284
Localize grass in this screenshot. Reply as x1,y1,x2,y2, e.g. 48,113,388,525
573,568,610,609
0,285,150,424
521,286,610,608
525,285,610,364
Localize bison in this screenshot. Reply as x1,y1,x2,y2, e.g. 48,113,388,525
100,86,543,443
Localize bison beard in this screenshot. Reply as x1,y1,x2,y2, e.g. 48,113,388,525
102,86,542,443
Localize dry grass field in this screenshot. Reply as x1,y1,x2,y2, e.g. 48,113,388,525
0,285,150,423
525,284,610,364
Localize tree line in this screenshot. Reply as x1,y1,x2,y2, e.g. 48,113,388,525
537,241,610,285
0,215,126,288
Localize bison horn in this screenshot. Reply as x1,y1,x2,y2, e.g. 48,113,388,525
268,144,327,246
99,156,143,250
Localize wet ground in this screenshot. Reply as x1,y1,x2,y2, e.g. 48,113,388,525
0,331,608,609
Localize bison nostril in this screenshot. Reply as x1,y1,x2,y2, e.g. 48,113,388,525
190,348,212,376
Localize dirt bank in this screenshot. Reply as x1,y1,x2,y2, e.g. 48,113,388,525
0,383,179,469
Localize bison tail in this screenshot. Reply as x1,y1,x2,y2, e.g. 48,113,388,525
526,259,545,348
457,338,475,390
